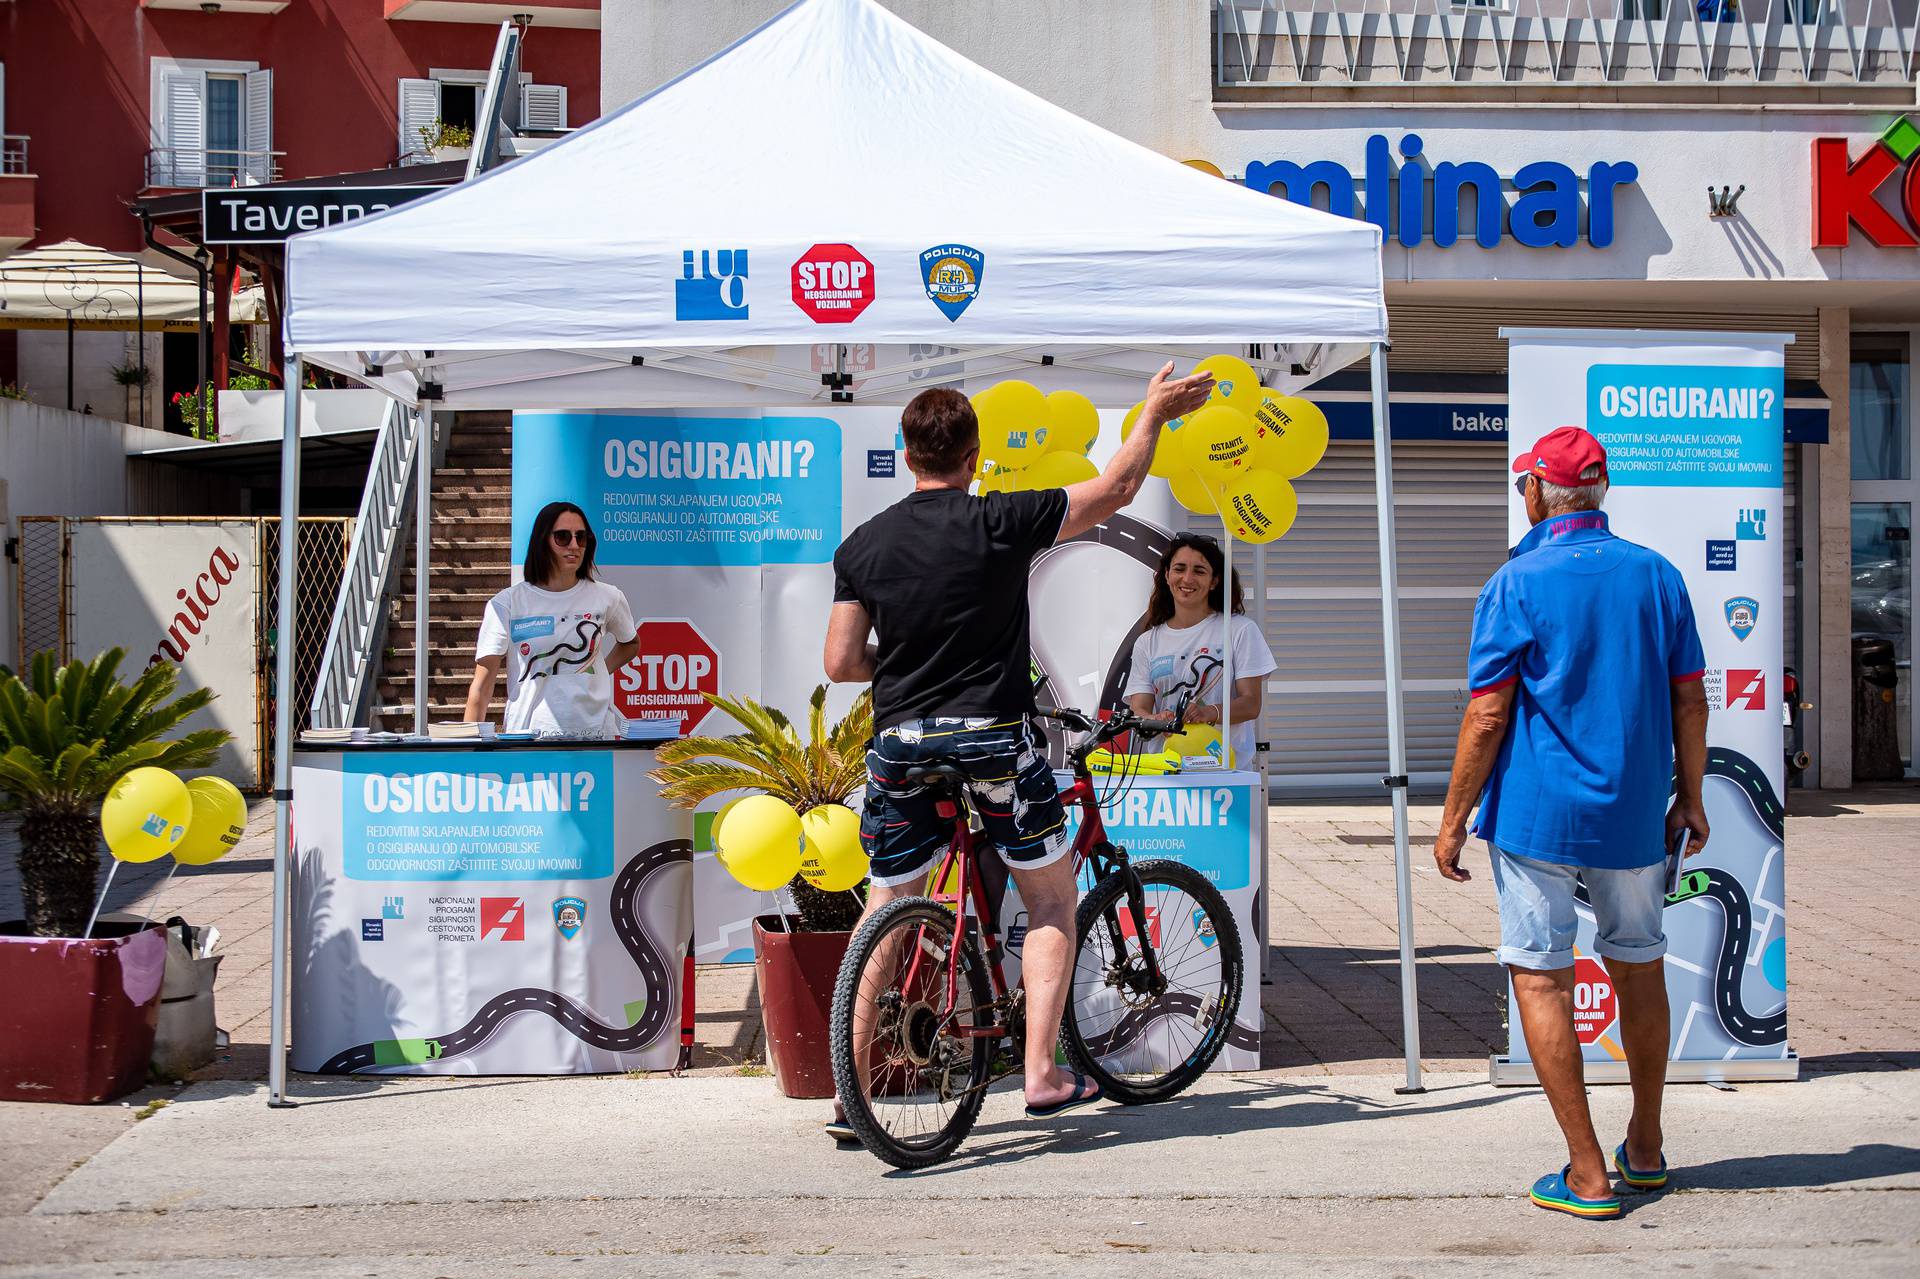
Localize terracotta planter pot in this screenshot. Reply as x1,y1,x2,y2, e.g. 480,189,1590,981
0,921,166,1104
752,915,851,1099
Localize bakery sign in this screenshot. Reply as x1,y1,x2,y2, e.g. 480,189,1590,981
1812,116,1920,248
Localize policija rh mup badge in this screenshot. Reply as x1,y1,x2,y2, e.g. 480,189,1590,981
920,244,984,322
553,896,587,940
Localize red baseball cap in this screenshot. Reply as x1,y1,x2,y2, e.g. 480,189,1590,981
1512,426,1608,487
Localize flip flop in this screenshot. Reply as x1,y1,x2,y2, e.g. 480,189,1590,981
825,1115,859,1144
1528,1167,1622,1219
1024,1068,1103,1119
1614,1143,1669,1190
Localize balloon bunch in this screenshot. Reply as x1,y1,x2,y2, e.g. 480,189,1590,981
969,382,1103,493
711,795,868,895
90,767,248,937
1123,355,1331,543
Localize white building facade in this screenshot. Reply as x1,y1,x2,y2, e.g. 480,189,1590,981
604,0,1920,790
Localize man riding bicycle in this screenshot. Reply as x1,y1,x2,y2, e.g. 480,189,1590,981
822,362,1214,1138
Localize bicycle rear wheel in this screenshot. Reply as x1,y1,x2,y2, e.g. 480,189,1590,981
829,896,996,1169
1061,858,1244,1104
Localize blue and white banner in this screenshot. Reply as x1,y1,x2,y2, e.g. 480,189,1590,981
291,747,692,1075
1504,330,1791,1076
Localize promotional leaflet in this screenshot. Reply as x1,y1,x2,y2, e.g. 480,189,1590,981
1503,330,1791,1077
290,749,693,1074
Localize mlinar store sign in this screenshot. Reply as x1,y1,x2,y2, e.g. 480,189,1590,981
1813,116,1920,247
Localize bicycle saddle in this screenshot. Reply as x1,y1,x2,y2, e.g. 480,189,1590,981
901,763,968,794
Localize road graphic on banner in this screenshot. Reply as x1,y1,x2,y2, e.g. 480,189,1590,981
1574,747,1787,1051
317,840,690,1073
1080,990,1262,1059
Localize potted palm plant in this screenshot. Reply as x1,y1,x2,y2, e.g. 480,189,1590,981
0,649,228,1102
651,685,870,1097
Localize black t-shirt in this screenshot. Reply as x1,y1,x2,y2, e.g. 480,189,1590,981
833,487,1069,730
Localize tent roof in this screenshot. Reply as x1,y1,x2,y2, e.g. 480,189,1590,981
285,0,1383,409
1,241,263,331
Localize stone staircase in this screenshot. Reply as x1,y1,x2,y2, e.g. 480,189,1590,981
372,412,514,729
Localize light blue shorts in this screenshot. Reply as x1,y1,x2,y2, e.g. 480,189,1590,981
1489,846,1667,971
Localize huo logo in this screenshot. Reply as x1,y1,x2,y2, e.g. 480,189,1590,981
1211,134,1638,249
1812,116,1920,247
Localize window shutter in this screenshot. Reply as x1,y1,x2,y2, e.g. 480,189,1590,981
162,70,206,186
521,83,567,131
397,77,440,165
243,68,273,183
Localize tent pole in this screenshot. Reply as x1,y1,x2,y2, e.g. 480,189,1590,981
415,404,435,734
268,354,303,1109
1369,340,1423,1095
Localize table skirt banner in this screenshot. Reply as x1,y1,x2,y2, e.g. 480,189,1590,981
290,748,693,1074
1505,330,1790,1071
989,771,1264,1073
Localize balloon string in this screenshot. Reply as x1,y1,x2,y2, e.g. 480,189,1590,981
83,861,120,940
139,862,181,929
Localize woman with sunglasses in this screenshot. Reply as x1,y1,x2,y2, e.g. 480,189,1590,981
464,501,640,737
1122,531,1276,766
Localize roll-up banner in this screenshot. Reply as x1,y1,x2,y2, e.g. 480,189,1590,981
1499,329,1794,1081
512,387,1180,965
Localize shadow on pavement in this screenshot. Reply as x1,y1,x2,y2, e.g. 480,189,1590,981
1679,1143,1920,1191
1800,1051,1920,1075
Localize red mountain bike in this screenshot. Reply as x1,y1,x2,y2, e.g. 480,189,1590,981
828,677,1245,1169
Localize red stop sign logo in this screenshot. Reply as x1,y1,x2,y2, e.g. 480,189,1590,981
791,243,875,324
616,619,720,733
1571,956,1618,1047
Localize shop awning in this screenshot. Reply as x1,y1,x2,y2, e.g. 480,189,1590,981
0,240,264,330
282,0,1385,408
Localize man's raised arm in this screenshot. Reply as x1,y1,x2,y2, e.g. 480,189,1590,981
1057,362,1215,542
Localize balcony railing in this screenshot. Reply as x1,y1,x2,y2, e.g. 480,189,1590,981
146,146,284,189
1215,0,1920,89
2,136,27,175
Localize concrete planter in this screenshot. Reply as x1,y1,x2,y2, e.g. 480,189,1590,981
215,387,391,443
0,922,165,1104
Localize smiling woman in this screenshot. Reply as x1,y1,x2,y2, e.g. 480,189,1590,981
462,500,642,738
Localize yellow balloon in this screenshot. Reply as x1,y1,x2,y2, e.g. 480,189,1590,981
970,380,1048,470
1042,390,1100,456
100,767,191,864
1222,469,1299,544
1123,401,1183,479
1251,392,1330,478
707,797,743,851
1019,452,1100,491
715,794,804,892
173,776,247,866
798,803,868,892
1193,354,1262,414
976,462,1017,495
1167,467,1221,516
1164,724,1232,768
1171,402,1255,477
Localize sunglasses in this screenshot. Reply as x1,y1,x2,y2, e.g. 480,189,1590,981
550,528,595,547
1513,474,1535,496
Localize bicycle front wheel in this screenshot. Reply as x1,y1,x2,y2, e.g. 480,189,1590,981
1062,858,1245,1104
829,896,995,1169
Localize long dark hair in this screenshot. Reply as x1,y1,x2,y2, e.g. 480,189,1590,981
1145,532,1244,627
524,500,598,587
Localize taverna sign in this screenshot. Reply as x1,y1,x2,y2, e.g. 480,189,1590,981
1191,134,1639,249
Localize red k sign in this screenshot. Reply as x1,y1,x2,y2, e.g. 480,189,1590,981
616,619,720,732
791,243,875,323
1812,116,1920,248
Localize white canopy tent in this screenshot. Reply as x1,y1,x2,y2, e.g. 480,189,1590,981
273,0,1423,1102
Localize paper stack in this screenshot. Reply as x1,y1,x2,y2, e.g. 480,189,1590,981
428,722,497,741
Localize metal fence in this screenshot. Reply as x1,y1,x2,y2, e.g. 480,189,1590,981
12,516,67,670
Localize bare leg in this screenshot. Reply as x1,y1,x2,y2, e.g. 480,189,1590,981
1009,853,1083,1108
836,877,924,1123
1510,966,1611,1200
1605,956,1669,1171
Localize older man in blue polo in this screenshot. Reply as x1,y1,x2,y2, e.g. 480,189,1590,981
1433,426,1711,1219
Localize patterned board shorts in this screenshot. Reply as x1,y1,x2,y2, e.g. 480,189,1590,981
860,716,1071,888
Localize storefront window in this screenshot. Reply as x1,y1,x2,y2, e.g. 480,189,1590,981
1851,333,1910,482
1851,502,1913,771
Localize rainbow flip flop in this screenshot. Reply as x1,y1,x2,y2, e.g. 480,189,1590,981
1614,1143,1670,1190
1529,1168,1622,1219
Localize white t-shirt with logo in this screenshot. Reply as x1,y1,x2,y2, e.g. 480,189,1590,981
1123,612,1277,766
474,578,638,738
